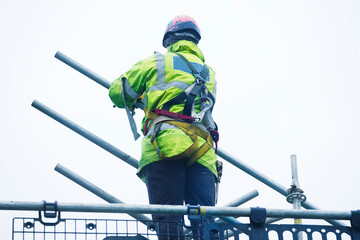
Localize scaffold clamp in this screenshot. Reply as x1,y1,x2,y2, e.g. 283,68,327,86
38,200,62,226
187,204,203,222
286,185,307,204
250,207,267,240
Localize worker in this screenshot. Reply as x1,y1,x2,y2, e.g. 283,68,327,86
109,15,219,239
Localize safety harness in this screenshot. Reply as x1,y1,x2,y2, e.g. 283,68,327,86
143,53,219,166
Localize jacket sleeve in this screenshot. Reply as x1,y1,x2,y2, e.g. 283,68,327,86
109,55,155,108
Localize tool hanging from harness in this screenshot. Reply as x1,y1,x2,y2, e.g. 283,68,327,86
144,53,219,166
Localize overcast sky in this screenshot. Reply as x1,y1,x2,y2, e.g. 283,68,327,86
0,0,359,238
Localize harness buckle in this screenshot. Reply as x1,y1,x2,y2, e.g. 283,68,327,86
194,74,206,84
191,97,213,123
194,116,202,123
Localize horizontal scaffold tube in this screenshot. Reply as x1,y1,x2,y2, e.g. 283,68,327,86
0,201,353,221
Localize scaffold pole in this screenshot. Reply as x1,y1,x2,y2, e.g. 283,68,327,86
0,201,354,220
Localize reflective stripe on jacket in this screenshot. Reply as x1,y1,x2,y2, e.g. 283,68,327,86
109,40,218,181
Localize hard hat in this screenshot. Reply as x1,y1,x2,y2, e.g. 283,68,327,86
162,15,201,48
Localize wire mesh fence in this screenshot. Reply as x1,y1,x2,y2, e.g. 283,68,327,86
13,216,356,240
13,217,158,240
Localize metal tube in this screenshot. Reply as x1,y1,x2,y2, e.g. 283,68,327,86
54,163,151,223
31,100,139,169
291,155,303,240
53,52,346,226
0,201,353,220
55,51,111,89
291,155,300,187
55,51,144,110
291,155,303,212
222,190,259,207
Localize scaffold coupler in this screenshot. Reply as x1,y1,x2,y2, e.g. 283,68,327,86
286,185,306,204
38,200,62,226
250,207,267,240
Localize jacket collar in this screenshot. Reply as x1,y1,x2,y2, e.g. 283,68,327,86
167,40,205,62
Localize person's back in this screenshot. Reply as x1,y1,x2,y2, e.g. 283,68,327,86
109,15,219,239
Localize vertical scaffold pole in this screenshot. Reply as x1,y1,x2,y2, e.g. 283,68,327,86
290,155,304,240
291,155,302,214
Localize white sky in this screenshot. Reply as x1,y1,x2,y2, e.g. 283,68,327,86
0,0,359,238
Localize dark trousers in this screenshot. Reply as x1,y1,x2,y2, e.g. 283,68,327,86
145,159,216,239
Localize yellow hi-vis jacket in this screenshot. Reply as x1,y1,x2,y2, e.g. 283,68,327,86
109,40,218,181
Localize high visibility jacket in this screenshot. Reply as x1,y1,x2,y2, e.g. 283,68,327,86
109,40,218,181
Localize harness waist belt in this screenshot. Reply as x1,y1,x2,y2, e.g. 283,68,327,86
145,108,213,166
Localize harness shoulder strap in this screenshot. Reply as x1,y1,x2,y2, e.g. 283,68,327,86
175,53,209,83
162,53,210,116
